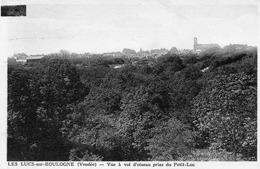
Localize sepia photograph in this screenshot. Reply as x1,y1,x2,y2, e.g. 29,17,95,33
1,0,258,167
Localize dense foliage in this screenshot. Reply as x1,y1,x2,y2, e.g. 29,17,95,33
8,47,257,161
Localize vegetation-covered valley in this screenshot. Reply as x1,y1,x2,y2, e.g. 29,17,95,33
8,47,257,161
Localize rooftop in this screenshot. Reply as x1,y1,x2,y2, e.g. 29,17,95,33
26,55,45,60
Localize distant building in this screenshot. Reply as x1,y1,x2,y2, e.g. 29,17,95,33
138,48,150,58
103,52,124,57
114,52,123,57
151,48,168,55
103,52,116,57
122,48,136,55
178,49,193,54
26,55,45,63
193,37,220,53
150,48,169,58
169,47,178,54
13,53,28,60
223,44,248,52
16,59,27,64
122,48,137,58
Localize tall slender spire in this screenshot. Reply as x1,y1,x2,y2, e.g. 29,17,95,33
194,37,197,50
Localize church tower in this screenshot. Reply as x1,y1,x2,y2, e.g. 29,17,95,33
194,37,197,50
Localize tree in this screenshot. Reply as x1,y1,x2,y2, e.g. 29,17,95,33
192,72,257,160
114,86,155,160
78,65,110,87
167,65,202,126
157,54,185,73
61,87,122,161
114,84,169,160
8,57,89,160
146,118,193,160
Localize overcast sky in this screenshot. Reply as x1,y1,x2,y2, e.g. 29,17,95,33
0,0,258,56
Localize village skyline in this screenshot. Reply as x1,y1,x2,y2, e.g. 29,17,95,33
11,37,254,60
1,0,257,57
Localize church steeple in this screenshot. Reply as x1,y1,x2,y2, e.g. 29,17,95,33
194,37,197,50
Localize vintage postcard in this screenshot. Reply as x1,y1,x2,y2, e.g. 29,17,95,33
0,0,259,168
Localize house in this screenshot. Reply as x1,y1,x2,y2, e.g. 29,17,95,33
138,48,150,58
122,48,137,58
103,52,116,57
26,55,45,63
16,59,27,64
150,48,169,57
13,53,27,60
